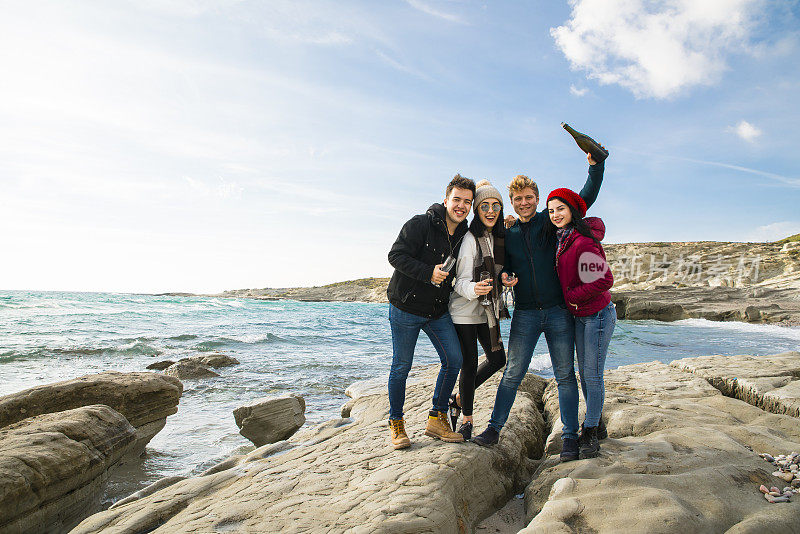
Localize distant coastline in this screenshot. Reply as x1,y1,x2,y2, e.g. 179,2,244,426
160,235,800,326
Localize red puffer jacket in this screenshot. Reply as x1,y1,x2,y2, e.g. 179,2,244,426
555,217,613,317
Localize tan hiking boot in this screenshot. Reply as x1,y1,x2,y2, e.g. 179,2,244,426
425,411,465,443
389,418,411,449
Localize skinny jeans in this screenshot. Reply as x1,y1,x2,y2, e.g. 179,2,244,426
388,304,463,420
453,323,506,417
574,302,616,428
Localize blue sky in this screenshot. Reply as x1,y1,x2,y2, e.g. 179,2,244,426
1,0,798,293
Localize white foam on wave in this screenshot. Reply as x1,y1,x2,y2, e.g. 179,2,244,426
529,353,552,372
673,318,800,343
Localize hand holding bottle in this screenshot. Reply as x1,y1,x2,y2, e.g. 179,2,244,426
501,272,518,287
431,264,449,286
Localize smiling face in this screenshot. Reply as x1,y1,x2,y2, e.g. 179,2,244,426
443,187,473,227
477,198,501,228
547,198,572,228
510,187,538,222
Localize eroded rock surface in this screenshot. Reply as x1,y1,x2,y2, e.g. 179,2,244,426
523,355,800,533
0,405,137,534
0,371,182,453
145,360,175,371
163,360,219,380
233,394,306,447
73,367,547,534
183,353,240,368
671,351,800,418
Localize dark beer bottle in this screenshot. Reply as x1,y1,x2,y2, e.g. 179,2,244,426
561,122,609,163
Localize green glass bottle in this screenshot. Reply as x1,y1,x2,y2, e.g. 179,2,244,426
561,122,609,163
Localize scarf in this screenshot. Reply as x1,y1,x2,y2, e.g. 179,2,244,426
555,226,574,267
474,230,510,352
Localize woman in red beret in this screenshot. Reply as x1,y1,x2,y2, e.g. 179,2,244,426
545,187,616,459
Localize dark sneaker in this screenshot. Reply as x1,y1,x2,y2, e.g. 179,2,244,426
449,394,461,431
472,426,500,447
560,437,579,462
457,421,473,441
579,426,599,459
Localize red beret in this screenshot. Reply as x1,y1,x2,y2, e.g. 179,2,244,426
547,188,587,217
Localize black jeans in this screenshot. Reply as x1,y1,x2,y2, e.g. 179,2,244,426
453,322,506,416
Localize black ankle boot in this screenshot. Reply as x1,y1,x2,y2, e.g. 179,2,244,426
579,426,599,459
472,425,499,447
560,437,579,462
457,421,472,441
580,418,607,441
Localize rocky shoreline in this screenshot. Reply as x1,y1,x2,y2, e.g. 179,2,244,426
0,373,182,534
162,236,800,326
3,351,786,533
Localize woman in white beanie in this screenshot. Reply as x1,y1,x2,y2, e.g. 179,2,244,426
448,179,510,440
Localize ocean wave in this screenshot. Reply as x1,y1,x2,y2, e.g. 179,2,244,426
529,353,553,372
169,334,199,341
193,333,285,350
674,318,800,341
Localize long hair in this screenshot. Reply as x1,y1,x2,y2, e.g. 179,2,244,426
469,205,506,239
543,197,599,245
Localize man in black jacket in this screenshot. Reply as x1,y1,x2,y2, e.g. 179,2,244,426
386,175,475,449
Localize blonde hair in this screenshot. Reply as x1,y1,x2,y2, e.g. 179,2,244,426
507,175,539,200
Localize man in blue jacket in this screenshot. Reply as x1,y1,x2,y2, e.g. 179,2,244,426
472,154,604,462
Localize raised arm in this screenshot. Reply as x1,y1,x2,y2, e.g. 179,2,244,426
388,216,434,282
579,159,604,210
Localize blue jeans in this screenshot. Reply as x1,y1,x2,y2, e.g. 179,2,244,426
575,302,616,428
388,305,463,420
489,305,578,440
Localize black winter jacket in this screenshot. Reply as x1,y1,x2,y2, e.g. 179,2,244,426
387,203,469,319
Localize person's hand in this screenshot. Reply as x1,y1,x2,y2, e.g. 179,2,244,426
474,279,492,296
587,147,605,166
431,264,449,285
504,214,517,228
501,272,518,287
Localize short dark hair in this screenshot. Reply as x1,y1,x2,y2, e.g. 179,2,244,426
445,174,476,199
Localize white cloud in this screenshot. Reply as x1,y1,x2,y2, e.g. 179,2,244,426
731,120,762,142
405,0,467,24
569,84,588,97
375,50,431,80
551,0,762,99
744,222,800,242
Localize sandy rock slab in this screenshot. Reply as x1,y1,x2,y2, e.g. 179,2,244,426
671,351,800,418
0,405,137,534
233,394,306,447
73,367,547,534
0,371,183,454
524,358,800,534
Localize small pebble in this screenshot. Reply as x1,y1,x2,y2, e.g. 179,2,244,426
771,486,780,493
761,453,775,462
760,485,770,494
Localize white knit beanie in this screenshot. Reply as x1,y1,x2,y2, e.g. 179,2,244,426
473,179,503,210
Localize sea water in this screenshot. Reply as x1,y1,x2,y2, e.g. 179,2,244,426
2,290,799,503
